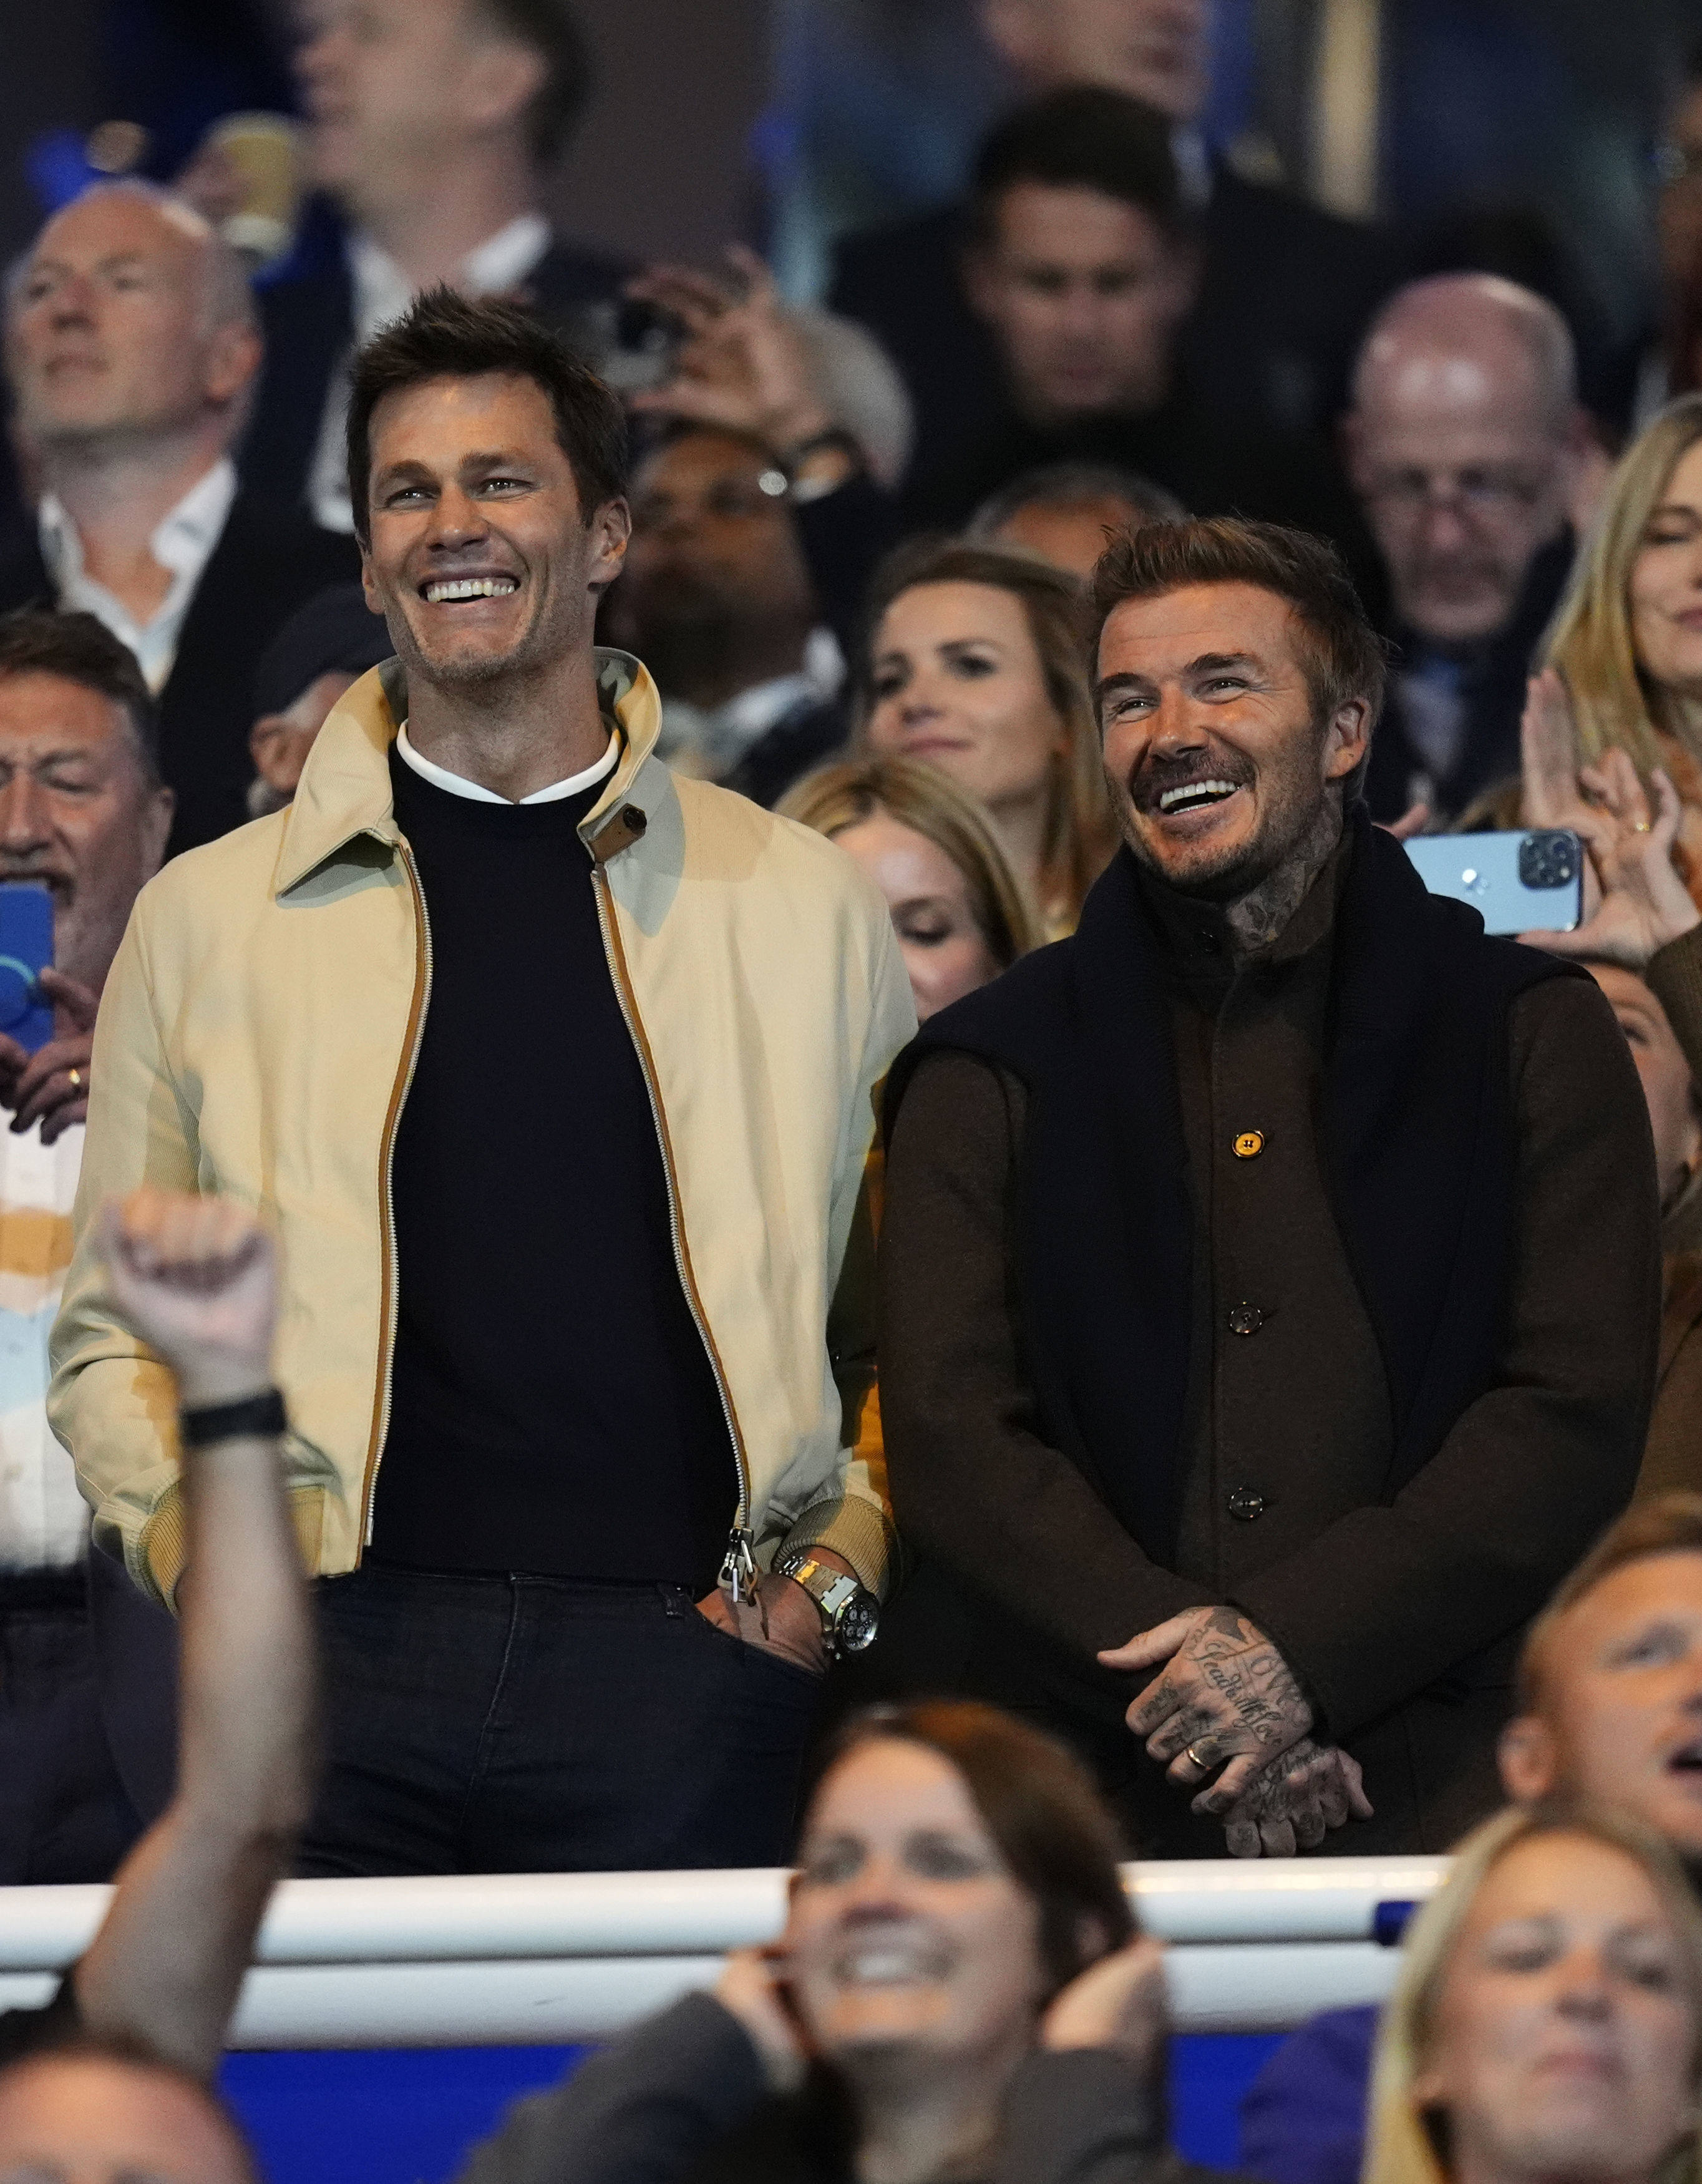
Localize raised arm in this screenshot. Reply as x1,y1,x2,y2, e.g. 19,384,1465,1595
71,1189,316,2079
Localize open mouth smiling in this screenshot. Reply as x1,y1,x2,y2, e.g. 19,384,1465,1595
420,576,519,604
1153,778,1243,819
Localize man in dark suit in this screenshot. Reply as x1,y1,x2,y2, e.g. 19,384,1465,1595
830,0,1399,484
877,516,1658,1858
1343,275,1594,825
243,0,628,529
1,183,355,855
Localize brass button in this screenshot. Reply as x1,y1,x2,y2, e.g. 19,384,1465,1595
1233,1131,1265,1159
1227,1487,1267,1522
1227,1302,1263,1337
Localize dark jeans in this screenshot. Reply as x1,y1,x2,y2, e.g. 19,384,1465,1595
0,1568,145,1884
298,1563,826,1876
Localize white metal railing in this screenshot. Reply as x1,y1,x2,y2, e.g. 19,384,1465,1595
0,1856,1447,2046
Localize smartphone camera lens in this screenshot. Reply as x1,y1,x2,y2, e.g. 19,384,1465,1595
1519,831,1578,890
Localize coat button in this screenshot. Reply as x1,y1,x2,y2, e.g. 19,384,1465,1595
1233,1131,1265,1159
1227,1302,1263,1336
1227,1487,1267,1521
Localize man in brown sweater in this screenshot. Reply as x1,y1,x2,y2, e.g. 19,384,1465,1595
876,517,1660,1858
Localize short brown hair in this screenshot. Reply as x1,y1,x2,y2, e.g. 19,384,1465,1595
853,538,1116,934
0,608,160,786
346,288,627,545
780,756,1044,972
807,1700,1134,1997
1517,1493,1702,1712
1090,517,1389,736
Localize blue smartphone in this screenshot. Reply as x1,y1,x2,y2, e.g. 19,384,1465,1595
1402,829,1584,935
0,884,56,1053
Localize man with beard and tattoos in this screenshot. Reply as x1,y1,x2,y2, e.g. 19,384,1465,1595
873,515,1659,1857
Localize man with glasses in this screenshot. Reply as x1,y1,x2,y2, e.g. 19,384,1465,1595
1342,274,1593,824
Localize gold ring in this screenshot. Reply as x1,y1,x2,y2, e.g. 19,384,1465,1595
66,1068,81,1088
1634,821,1651,833
1185,1742,1212,1771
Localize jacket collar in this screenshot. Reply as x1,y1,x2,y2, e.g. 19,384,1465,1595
273,645,665,897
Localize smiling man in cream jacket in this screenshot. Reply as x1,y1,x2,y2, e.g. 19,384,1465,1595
49,291,913,1876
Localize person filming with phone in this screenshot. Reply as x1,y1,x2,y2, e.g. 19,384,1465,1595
0,607,175,1887
876,514,1661,1860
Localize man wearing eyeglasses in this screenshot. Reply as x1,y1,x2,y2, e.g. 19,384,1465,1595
1342,273,1595,826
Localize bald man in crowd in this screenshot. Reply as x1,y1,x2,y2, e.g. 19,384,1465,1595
0,182,354,853
1343,273,1593,823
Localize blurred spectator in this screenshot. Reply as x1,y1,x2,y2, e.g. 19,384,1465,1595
830,0,1396,484
0,2040,256,2184
1535,394,1702,897
52,293,912,1878
1242,1494,1702,2184
244,0,627,530
4,1186,313,2089
460,1700,1208,2184
0,182,356,854
890,90,1348,538
1638,43,1702,418
1361,1805,1702,2184
854,539,1114,938
1343,275,1593,824
782,757,1042,1018
877,518,1657,1861
0,613,175,1889
599,426,844,807
966,459,1185,578
247,582,394,817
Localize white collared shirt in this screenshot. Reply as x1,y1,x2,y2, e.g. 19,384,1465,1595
308,213,554,534
37,457,238,695
394,720,617,805
656,625,845,779
0,1119,89,1570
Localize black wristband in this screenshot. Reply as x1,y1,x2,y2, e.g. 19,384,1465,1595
179,1388,287,1448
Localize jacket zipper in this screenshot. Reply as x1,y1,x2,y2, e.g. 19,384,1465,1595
588,859,757,1599
357,837,434,1552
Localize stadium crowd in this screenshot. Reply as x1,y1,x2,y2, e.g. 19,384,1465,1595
4,0,1702,2177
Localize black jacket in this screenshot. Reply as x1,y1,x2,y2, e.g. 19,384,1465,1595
0,492,358,856
242,207,631,514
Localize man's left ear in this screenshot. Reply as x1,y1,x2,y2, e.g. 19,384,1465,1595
463,37,547,135
588,497,631,592
1325,696,1373,782
205,320,263,411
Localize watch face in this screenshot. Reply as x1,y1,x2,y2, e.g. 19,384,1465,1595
837,1592,880,1654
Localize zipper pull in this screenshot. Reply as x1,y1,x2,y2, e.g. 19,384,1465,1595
719,1526,758,1605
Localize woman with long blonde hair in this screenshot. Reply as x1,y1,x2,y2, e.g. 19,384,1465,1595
782,756,1043,1021
1364,1801,1702,2184
851,539,1117,939
1530,395,1702,902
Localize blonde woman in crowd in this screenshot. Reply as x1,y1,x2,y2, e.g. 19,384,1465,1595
1363,1803,1702,2184
783,758,1042,1021
853,540,1117,938
1527,393,1702,899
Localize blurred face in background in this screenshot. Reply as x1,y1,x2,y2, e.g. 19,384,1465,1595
1587,964,1702,1207
1411,1834,1697,2184
966,185,1196,427
979,0,1210,122
1630,437,1702,703
866,583,1064,828
1345,319,1578,648
786,1738,1049,2076
6,188,258,458
0,2055,253,2184
1658,76,1702,323
0,672,172,993
250,670,358,815
990,492,1149,581
294,0,545,211
611,429,815,689
832,806,1001,1021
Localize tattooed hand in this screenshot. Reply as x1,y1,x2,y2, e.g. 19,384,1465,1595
1099,1606,1314,1810
1217,1738,1373,1858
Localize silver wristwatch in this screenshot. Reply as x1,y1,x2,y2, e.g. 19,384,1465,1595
772,1550,880,1657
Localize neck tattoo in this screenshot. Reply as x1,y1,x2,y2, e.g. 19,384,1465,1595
1224,799,1345,957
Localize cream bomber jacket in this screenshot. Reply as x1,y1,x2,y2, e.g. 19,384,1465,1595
49,651,915,1609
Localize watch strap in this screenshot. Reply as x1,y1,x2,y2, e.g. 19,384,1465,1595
179,1387,287,1448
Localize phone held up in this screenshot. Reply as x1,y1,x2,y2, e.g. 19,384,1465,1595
1402,829,1583,937
0,884,56,1054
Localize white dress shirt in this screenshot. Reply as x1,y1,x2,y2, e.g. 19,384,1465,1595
37,457,238,696
394,721,617,805
656,626,845,780
0,1120,89,1570
308,213,554,534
